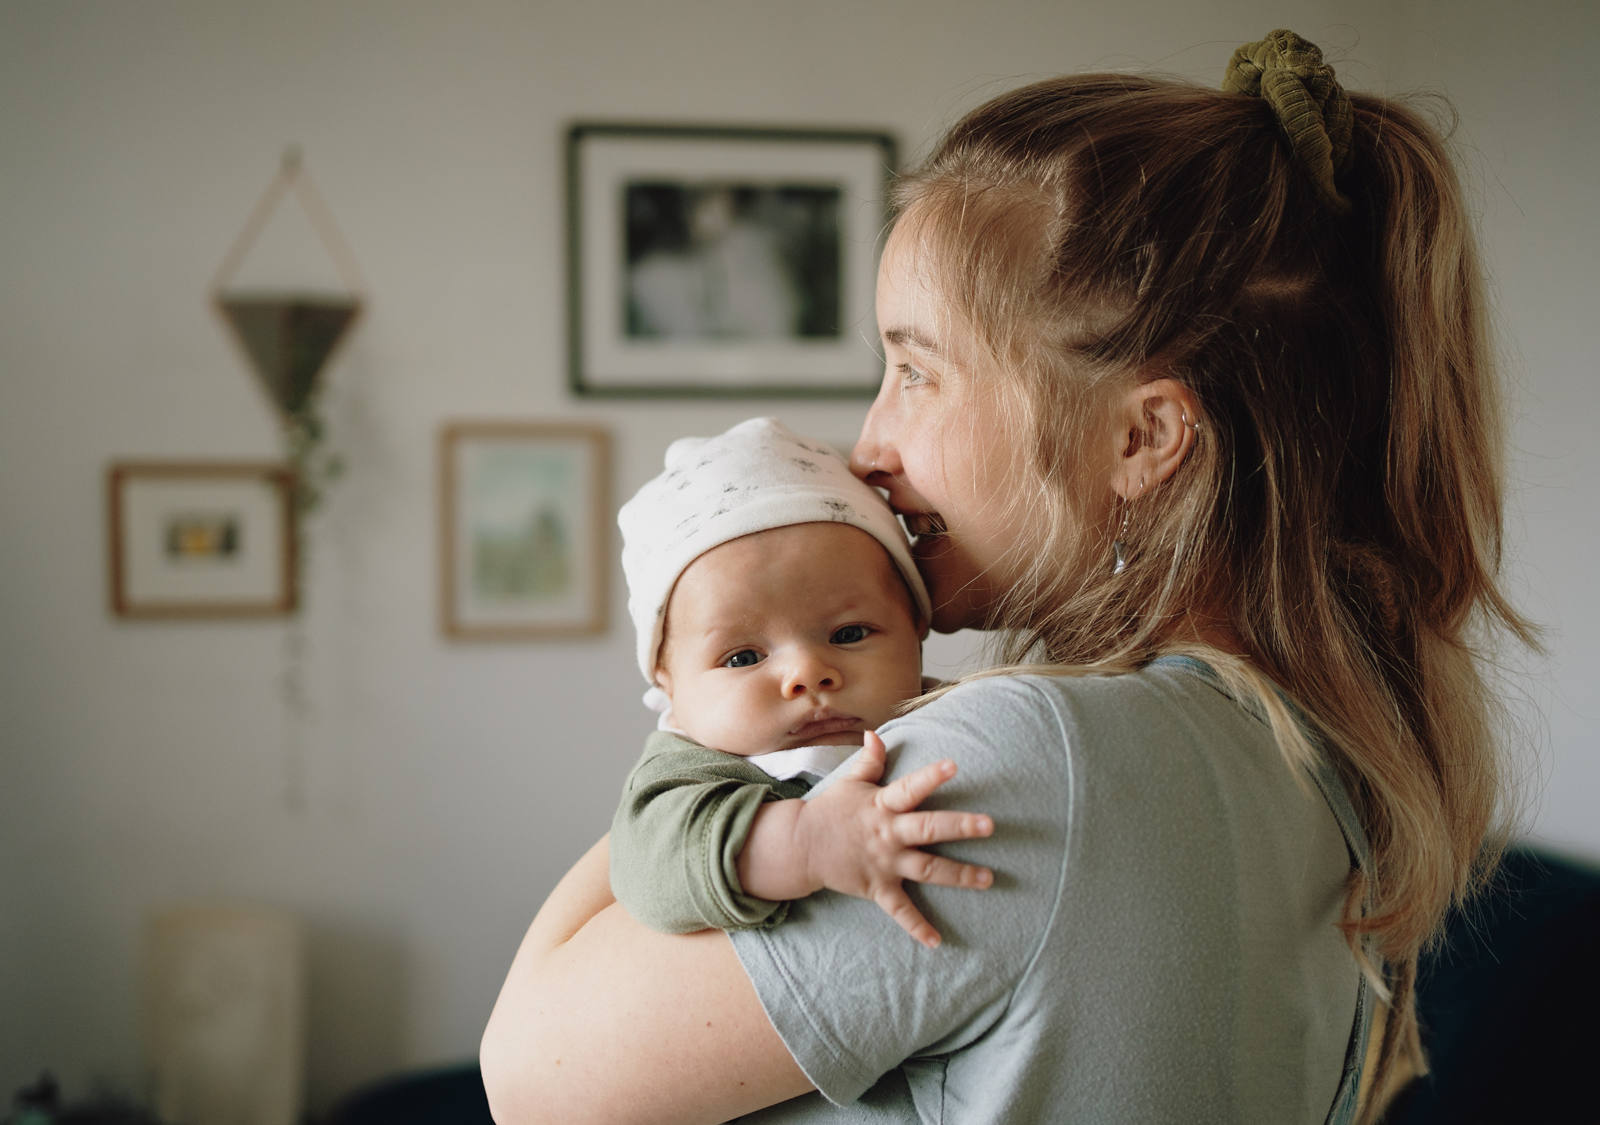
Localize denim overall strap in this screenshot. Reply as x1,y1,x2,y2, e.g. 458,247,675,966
1308,756,1375,1125
1151,655,1375,1124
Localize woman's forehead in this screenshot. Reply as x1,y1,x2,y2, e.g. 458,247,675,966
876,226,972,366
877,218,944,312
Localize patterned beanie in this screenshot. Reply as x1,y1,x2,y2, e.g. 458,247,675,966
619,416,931,685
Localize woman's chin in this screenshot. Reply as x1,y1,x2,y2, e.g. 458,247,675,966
916,542,995,632
928,599,988,635
925,571,995,633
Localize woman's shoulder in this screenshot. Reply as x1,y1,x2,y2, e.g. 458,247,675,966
905,657,1240,751
905,660,1350,854
870,660,1248,815
892,659,1309,820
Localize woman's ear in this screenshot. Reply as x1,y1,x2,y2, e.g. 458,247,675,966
1108,378,1202,500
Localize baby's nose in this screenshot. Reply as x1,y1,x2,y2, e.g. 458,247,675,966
782,653,840,697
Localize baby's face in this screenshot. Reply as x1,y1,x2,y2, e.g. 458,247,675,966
656,522,924,757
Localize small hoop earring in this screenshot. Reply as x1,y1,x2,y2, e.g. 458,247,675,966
1181,409,1202,433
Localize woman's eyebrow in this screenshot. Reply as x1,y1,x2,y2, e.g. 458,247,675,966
882,326,943,358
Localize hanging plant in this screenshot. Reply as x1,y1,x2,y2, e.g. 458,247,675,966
209,149,366,809
283,391,345,519
211,148,366,545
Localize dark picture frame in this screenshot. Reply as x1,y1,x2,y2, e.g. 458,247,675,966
566,122,896,398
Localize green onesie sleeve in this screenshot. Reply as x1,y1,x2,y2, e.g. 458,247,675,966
609,730,812,933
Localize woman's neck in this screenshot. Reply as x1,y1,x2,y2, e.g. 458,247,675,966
1173,604,1248,659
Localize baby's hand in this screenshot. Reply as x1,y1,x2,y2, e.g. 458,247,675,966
798,731,993,948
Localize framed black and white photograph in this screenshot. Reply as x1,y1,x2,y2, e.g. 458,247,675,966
107,462,298,618
567,123,896,397
439,422,611,639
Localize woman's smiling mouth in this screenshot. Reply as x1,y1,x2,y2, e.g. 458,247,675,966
900,512,947,546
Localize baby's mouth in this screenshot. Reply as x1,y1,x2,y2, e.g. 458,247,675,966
788,714,863,742
901,512,947,547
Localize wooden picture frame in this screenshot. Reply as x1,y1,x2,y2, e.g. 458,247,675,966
567,122,896,397
439,422,610,639
107,461,298,618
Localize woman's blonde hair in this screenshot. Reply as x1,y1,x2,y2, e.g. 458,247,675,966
894,71,1536,1111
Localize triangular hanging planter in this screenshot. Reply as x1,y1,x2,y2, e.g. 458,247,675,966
211,149,366,422
218,292,361,417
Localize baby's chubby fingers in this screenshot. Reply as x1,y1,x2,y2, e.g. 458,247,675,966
839,730,889,785
897,850,994,890
874,885,942,949
876,757,959,814
893,808,994,848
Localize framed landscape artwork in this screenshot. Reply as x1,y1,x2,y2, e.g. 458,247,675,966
567,123,896,397
107,461,297,618
439,422,610,639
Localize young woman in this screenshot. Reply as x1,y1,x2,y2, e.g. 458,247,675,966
481,30,1531,1124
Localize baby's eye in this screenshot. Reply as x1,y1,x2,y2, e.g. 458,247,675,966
723,649,762,668
831,624,871,645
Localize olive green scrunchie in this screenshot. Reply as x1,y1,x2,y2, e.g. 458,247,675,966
1223,29,1354,213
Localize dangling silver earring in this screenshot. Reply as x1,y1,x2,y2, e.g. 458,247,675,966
1112,506,1130,575
1113,475,1145,575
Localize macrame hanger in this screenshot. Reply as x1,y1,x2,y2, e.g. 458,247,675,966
210,146,367,298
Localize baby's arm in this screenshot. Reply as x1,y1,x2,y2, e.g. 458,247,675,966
610,731,804,933
736,732,994,949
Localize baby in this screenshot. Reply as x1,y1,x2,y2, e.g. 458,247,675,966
610,417,993,948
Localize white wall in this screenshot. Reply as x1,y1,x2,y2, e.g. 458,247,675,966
2,0,1593,1111
1388,0,1600,855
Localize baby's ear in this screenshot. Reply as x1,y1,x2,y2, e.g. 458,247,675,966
641,682,675,728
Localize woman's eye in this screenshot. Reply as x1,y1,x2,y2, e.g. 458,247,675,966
724,649,762,668
831,624,870,645
896,362,928,387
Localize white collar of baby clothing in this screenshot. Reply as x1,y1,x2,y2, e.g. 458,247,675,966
645,686,856,785
744,743,856,786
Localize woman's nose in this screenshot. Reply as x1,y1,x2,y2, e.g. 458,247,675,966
850,397,899,484
781,651,841,698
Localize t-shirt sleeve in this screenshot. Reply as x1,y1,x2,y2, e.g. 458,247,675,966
728,676,1074,1105
610,732,807,934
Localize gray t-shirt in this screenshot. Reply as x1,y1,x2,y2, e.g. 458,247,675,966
729,658,1370,1124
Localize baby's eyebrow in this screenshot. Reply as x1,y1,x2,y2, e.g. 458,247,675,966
698,622,757,647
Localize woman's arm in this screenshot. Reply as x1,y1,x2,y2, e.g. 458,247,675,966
479,835,813,1125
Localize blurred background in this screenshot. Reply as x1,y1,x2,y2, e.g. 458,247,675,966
2,0,1595,1117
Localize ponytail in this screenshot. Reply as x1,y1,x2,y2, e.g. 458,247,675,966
893,52,1536,1119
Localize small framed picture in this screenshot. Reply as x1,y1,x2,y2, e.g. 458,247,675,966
107,462,298,618
439,422,611,639
567,122,896,397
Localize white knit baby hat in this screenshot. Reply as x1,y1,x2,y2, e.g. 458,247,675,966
619,416,931,684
